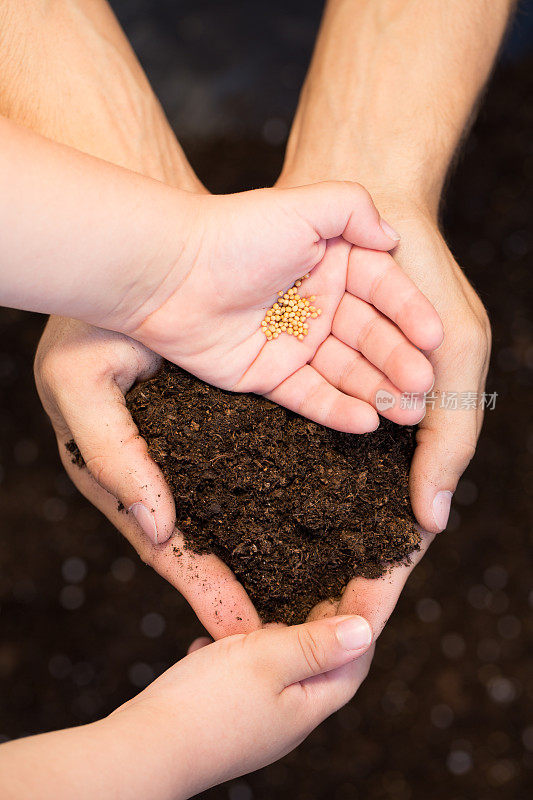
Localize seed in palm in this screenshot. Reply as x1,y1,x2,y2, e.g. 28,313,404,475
261,274,321,342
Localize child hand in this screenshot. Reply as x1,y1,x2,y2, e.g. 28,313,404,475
107,615,374,798
1,121,442,432
0,616,374,798
120,183,443,433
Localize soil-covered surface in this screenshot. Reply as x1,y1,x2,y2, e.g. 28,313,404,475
126,366,418,623
0,4,531,799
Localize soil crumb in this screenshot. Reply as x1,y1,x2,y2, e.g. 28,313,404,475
123,364,420,624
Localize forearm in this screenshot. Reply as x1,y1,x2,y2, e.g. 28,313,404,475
0,0,202,190
0,714,190,800
0,116,194,327
281,0,515,213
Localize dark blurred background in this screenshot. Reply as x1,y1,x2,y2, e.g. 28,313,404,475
0,1,532,798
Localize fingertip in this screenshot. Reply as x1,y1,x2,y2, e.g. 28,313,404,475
409,452,455,534
400,360,435,396
379,218,401,245
364,412,380,433
349,406,379,434
129,502,159,544
431,489,453,532
418,315,445,353
188,636,213,654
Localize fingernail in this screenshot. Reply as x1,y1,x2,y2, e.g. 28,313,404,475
432,490,453,531
379,218,401,242
129,502,158,544
335,616,373,651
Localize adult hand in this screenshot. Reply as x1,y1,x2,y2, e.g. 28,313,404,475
3,0,258,638
330,203,490,638
273,0,506,636
276,186,490,636
35,317,261,638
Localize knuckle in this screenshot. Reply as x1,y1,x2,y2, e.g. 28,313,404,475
34,346,66,389
337,351,364,393
84,453,113,490
357,314,379,351
462,315,491,358
297,628,327,673
341,180,368,203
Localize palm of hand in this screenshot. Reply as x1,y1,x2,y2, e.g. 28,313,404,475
131,188,443,433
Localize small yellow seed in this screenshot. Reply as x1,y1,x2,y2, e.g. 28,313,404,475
262,277,322,342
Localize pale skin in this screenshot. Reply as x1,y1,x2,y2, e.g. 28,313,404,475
1,116,442,403
0,0,516,793
0,614,376,799
0,4,443,793
275,0,515,631
19,0,511,626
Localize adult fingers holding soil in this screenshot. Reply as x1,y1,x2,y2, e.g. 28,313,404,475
58,442,261,638
335,529,436,637
35,317,261,636
409,315,490,533
35,318,176,544
307,529,436,638
56,380,176,545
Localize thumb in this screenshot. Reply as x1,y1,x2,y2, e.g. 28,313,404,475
410,404,480,533
258,615,373,689
57,375,176,545
287,181,401,251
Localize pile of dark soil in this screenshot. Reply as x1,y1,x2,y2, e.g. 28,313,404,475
125,363,419,623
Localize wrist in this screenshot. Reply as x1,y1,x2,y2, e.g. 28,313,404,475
0,0,204,194
103,702,194,800
90,186,202,335
278,156,440,226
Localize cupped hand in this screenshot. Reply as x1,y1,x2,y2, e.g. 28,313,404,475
124,183,443,434
34,316,261,638
304,201,490,636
